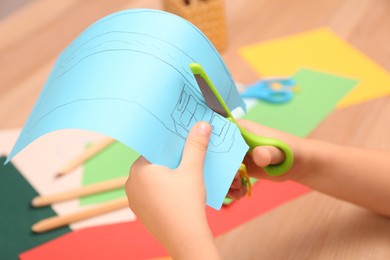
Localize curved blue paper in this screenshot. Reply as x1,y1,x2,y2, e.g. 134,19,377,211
7,9,248,210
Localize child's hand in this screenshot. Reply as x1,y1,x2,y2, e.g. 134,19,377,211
228,120,390,218
125,121,221,259
227,119,310,200
238,119,308,181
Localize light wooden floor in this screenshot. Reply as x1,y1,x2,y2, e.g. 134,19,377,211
1,0,390,259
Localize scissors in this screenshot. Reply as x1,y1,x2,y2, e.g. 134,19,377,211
189,63,294,176
240,78,297,104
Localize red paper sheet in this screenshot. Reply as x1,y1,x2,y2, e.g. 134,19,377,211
20,180,309,259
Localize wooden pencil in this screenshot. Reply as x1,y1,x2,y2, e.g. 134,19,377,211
32,176,127,207
55,137,115,178
32,197,129,233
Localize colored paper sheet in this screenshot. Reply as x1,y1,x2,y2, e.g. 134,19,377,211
81,141,139,205
243,68,358,137
20,180,309,260
239,28,390,107
7,9,249,210
19,220,168,260
0,129,135,230
0,157,71,260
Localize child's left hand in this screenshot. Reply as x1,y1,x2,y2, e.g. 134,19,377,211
126,121,221,259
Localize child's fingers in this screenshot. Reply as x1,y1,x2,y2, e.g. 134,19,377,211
130,156,151,175
179,121,212,173
252,146,285,167
230,172,242,189
227,185,247,200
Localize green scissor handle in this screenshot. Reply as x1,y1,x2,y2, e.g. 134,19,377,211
236,122,294,176
189,62,294,176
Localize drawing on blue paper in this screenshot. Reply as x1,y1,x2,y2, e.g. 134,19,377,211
171,85,235,152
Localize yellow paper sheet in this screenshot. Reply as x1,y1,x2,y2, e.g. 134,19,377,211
239,28,390,107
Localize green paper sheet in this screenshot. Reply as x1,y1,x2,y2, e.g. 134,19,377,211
0,157,71,260
80,142,139,205
238,28,390,108
243,68,358,137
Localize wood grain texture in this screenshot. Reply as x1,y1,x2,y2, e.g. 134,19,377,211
0,0,389,258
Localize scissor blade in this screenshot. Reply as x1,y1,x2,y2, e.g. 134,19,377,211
194,74,229,118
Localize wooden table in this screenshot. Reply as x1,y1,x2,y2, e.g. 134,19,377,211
1,0,389,259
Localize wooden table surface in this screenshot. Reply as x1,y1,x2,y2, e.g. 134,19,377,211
1,0,389,259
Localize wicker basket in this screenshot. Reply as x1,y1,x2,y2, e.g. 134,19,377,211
162,0,228,52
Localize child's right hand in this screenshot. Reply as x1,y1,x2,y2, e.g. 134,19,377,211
228,119,390,217
227,119,313,199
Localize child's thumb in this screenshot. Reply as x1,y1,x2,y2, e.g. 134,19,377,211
179,121,212,173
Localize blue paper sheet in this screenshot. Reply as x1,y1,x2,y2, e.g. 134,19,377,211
7,9,249,210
